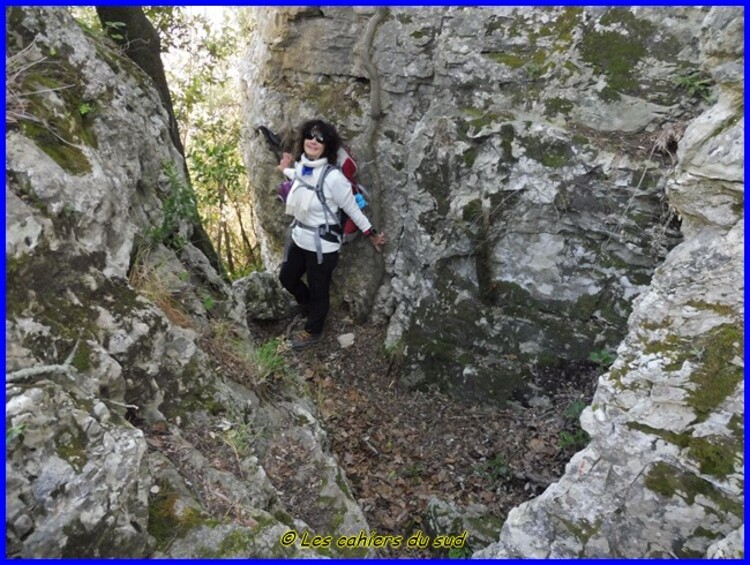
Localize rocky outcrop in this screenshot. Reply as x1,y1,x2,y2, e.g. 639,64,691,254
475,7,743,558
6,7,366,557
6,5,743,559
239,6,743,557
239,7,713,403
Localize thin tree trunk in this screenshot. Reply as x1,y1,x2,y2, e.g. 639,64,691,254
227,191,256,264
222,221,235,275
214,212,223,262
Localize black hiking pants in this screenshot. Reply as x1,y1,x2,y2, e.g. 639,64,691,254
279,242,339,335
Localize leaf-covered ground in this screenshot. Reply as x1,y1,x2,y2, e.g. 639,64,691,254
273,311,600,557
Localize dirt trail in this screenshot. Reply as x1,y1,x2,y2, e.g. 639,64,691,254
257,311,599,557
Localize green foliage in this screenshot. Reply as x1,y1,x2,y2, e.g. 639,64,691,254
254,338,286,381
189,118,246,207
159,9,259,280
149,160,199,248
78,102,92,116
201,294,216,311
143,7,211,54
188,113,258,279
448,545,473,558
563,398,587,420
102,20,126,41
589,349,616,368
674,69,714,103
476,453,511,483
559,429,590,449
6,424,26,445
221,420,255,459
559,397,591,449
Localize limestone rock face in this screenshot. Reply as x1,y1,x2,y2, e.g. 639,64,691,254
474,6,744,558
239,6,743,557
6,7,366,557
239,6,712,403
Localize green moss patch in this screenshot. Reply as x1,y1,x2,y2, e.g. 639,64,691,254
628,424,740,479
7,248,101,347
640,324,743,423
518,134,573,168
148,483,208,551
486,52,527,69
688,436,738,478
687,324,743,420
462,198,483,223
544,97,574,118
56,426,89,473
556,516,602,555
304,79,366,126
645,462,742,519
11,55,100,176
580,11,649,96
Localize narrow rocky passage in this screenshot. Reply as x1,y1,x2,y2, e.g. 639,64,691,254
255,310,600,557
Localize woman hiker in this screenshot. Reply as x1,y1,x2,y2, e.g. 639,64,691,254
277,119,386,350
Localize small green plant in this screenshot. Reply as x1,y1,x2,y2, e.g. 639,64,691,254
559,397,591,449
559,429,590,449
148,160,200,248
674,69,713,103
6,424,26,445
589,349,616,368
78,102,92,116
221,420,255,460
201,294,216,312
404,462,423,485
448,545,473,559
476,453,512,483
525,61,545,80
103,20,126,41
313,380,326,407
563,398,588,420
254,338,286,381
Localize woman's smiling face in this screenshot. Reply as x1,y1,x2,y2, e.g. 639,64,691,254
304,127,325,160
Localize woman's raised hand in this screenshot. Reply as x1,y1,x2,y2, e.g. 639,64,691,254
369,232,386,253
277,152,293,171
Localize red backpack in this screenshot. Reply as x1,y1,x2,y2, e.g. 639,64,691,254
336,146,369,242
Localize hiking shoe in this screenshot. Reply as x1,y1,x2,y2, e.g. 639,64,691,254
290,330,323,350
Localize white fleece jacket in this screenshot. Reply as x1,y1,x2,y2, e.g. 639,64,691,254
284,155,372,254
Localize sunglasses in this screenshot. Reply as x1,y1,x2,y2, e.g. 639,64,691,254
304,130,326,144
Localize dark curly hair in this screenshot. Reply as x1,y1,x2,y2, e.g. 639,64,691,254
293,119,341,164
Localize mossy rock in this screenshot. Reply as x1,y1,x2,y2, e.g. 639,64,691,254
55,425,89,474
645,461,742,519
518,133,573,168
641,324,742,421
580,8,680,100
148,482,210,551
9,39,102,176
7,246,105,355
544,97,575,119
627,424,741,479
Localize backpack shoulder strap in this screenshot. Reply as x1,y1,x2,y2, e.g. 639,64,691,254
314,164,341,228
